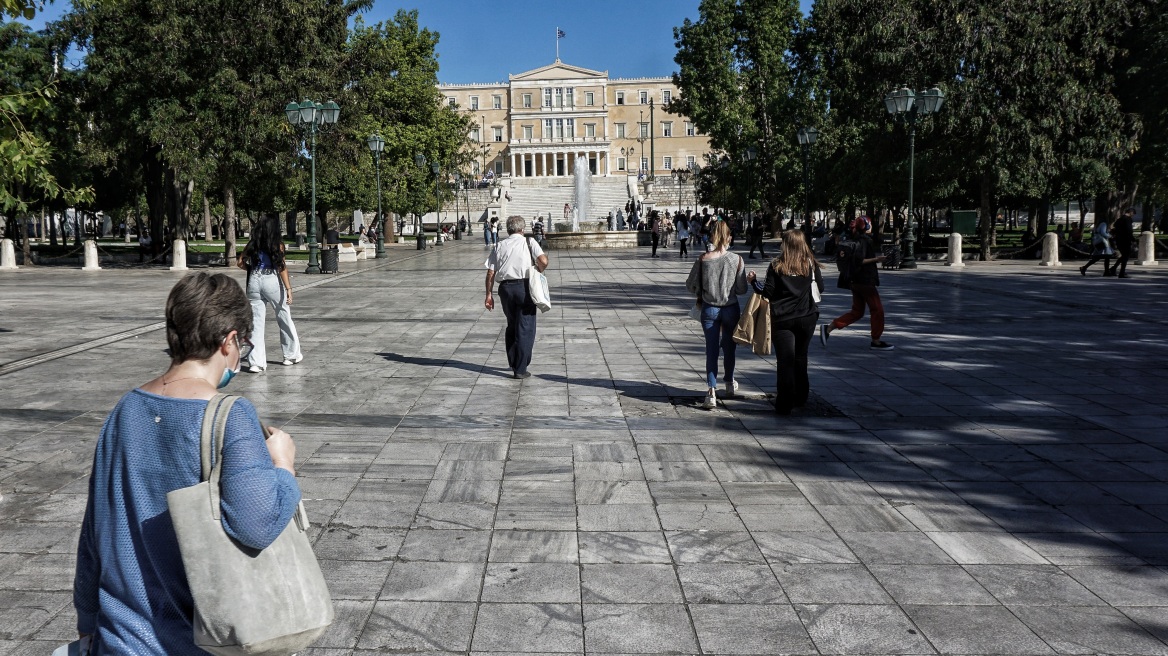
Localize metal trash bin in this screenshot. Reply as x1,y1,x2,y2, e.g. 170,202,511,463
320,247,339,274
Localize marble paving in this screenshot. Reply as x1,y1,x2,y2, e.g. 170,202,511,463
2,239,1168,654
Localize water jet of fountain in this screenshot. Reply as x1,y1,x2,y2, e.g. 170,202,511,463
572,157,591,233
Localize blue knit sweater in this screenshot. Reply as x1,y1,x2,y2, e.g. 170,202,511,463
73,390,301,654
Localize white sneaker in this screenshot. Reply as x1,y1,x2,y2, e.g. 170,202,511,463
725,379,739,396
244,365,263,374
702,391,717,410
281,354,304,366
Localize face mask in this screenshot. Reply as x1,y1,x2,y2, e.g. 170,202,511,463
217,366,237,389
217,336,243,389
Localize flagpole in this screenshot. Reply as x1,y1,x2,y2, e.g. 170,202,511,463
555,26,559,60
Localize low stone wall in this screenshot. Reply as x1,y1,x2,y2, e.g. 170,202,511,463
544,231,641,250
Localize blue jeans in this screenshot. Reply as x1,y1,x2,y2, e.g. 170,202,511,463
702,303,740,389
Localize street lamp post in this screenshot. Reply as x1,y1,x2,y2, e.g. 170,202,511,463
796,126,820,237
430,160,442,243
366,134,386,258
285,99,340,274
413,153,429,250
673,166,689,213
744,146,757,230
883,86,945,269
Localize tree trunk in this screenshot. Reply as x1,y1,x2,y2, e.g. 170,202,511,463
143,146,167,257
203,194,213,241
1037,197,1050,235
978,173,994,261
177,178,194,240
1078,196,1088,230
49,206,58,246
285,210,296,239
223,183,237,264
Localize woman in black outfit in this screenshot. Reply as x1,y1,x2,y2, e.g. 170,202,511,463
747,230,824,414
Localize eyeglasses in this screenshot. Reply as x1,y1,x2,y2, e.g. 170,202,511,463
227,334,254,361
239,336,254,361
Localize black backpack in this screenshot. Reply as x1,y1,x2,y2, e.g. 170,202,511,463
836,239,857,289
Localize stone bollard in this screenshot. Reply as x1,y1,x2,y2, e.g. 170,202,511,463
1137,231,1158,266
169,239,188,271
945,233,965,268
0,239,17,270
1039,231,1061,267
82,239,101,271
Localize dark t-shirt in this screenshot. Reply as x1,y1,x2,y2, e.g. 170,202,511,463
851,235,880,287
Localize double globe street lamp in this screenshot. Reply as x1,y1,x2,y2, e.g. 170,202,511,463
672,162,699,213
796,127,820,236
285,99,339,274
366,134,386,259
884,86,945,269
414,153,441,251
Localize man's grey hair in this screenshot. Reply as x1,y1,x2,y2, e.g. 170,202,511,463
506,216,526,234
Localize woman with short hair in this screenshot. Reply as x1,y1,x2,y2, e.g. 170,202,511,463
748,230,824,414
686,220,747,409
73,272,301,654
237,216,303,371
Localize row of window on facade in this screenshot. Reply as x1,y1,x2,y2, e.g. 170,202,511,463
448,88,673,111
470,120,697,142
468,153,698,176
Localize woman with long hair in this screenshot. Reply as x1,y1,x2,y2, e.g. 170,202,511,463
748,230,824,414
686,220,747,409
1080,215,1115,277
821,216,893,350
237,216,303,372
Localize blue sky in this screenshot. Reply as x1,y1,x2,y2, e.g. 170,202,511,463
18,0,815,82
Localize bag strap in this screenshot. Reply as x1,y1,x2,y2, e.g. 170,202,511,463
199,393,240,521
527,237,537,269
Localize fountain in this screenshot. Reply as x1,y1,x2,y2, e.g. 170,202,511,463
572,157,589,232
543,157,640,249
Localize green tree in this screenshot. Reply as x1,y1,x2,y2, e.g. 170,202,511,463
672,0,816,224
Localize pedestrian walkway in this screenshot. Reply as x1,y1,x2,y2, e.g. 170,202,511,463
2,242,1168,654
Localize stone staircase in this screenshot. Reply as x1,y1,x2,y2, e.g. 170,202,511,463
505,177,633,228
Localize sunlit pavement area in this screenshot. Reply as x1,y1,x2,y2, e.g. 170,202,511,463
3,240,1168,655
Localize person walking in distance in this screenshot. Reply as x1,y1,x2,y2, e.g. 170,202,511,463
677,214,690,258
237,216,303,371
747,219,767,259
1080,214,1114,277
1108,208,1135,278
821,216,894,350
686,220,747,409
650,211,662,257
748,230,824,414
485,216,549,379
532,215,546,248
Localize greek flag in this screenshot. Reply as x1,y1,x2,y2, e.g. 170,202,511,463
557,29,566,38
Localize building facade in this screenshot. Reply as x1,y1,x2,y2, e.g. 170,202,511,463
439,60,710,181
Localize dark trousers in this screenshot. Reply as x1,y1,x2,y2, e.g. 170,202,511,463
1083,254,1111,274
748,236,766,257
651,232,660,256
773,314,818,414
498,280,537,375
679,238,688,257
1111,244,1132,276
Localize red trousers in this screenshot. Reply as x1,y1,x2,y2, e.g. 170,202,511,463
831,284,884,341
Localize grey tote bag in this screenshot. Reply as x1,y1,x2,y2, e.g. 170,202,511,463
167,394,333,655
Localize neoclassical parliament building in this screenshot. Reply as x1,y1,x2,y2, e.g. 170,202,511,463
439,60,711,182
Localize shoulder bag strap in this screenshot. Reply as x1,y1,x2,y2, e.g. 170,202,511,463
199,393,231,481
527,237,537,269
202,394,240,521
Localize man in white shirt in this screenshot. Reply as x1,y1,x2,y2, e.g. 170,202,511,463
485,216,549,379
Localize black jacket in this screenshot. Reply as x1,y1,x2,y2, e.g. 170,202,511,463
755,261,824,321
